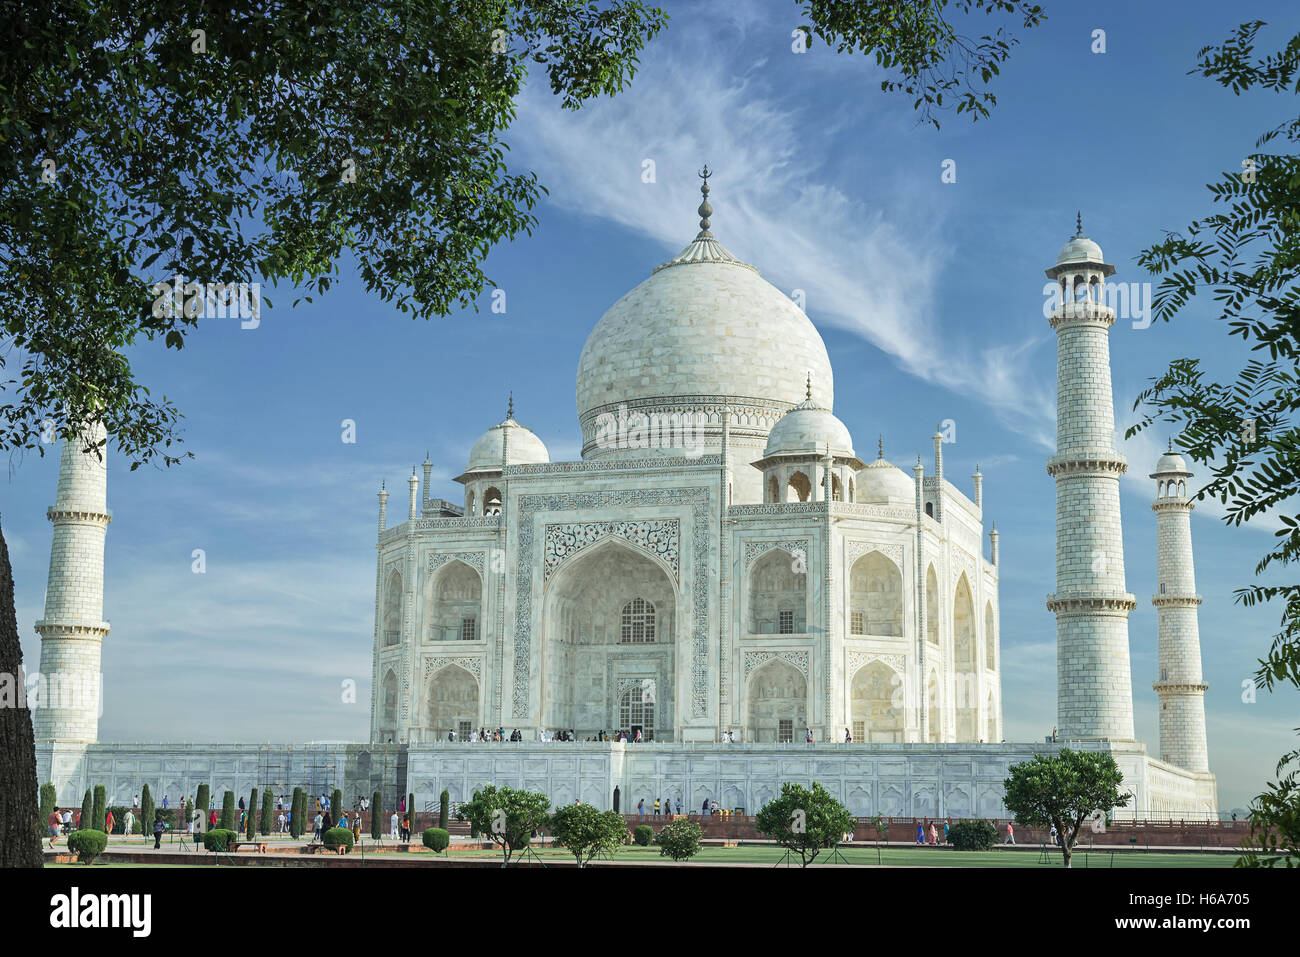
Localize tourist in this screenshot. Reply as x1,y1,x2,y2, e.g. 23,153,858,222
62,808,72,834
323,810,333,834
123,808,135,840
105,808,115,837
352,814,362,843
845,728,852,743
653,798,660,816
338,811,348,831
162,794,169,809
928,822,938,845
276,795,283,811
675,798,682,815
133,793,140,809
943,821,950,844
1049,823,1057,846
401,813,411,843
152,814,165,849
805,727,812,744
637,799,645,817
1004,822,1015,845
390,811,399,839
313,810,324,842
277,811,286,833
702,797,709,815
74,809,81,829
47,808,62,848
916,822,925,845
209,809,218,828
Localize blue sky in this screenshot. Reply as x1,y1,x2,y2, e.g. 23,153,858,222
7,0,1298,811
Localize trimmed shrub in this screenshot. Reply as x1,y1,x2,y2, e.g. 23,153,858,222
92,784,107,831
247,789,258,839
195,784,210,817
219,791,236,831
633,824,654,846
439,789,449,830
331,788,342,819
290,788,304,839
68,829,108,863
140,784,154,833
422,827,450,853
322,827,354,851
79,789,93,829
656,817,703,862
947,819,998,851
372,791,382,839
408,792,415,822
202,829,239,851
260,790,274,835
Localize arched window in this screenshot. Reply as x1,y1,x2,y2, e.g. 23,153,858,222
620,598,656,643
384,570,402,646
466,489,476,514
787,471,811,503
749,549,806,634
849,552,903,637
483,486,502,515
381,670,397,724
925,565,938,644
619,681,655,737
925,502,934,517
954,574,977,741
984,602,995,670
430,560,482,642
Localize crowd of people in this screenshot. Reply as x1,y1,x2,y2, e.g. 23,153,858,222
443,727,663,742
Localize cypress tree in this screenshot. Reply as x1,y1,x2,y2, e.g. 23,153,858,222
290,788,303,839
372,790,382,839
39,783,56,827
331,788,342,819
195,784,210,826
220,791,236,831
439,789,449,830
408,791,415,828
244,788,256,838
260,789,274,835
91,784,106,831
140,784,153,832
79,789,92,830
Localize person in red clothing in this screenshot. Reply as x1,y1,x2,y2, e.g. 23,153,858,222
209,809,218,828
47,809,62,848
105,809,115,837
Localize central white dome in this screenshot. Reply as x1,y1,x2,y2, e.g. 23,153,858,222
576,232,834,455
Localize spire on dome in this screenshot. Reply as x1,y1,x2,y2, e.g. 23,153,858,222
1074,211,1084,238
697,164,713,237
805,372,812,400
878,435,884,459
507,392,514,419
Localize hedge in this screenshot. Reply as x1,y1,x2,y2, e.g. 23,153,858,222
422,828,450,853
68,829,108,863
633,824,654,846
372,790,382,839
322,827,354,851
247,788,259,839
203,829,239,852
79,789,92,829
140,784,154,834
439,790,449,830
290,788,304,839
92,784,107,831
947,819,998,851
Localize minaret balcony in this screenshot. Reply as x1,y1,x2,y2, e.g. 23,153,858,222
1151,593,1202,608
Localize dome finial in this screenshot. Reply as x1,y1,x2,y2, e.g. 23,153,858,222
878,434,884,459
805,372,812,400
1168,436,1174,452
1075,210,1084,238
697,164,713,237
507,392,514,419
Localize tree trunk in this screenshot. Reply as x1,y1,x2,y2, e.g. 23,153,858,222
0,520,43,866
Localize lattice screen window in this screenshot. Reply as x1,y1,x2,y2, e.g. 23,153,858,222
852,721,865,742
778,719,794,743
779,610,794,634
850,611,866,635
461,617,477,641
618,683,655,737
621,598,656,643
457,720,472,738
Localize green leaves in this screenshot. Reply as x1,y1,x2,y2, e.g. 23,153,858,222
1003,750,1130,867
754,780,854,866
794,0,1044,129
0,0,665,465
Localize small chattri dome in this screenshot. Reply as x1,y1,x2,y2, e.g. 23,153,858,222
762,379,854,459
1151,449,1192,478
1055,212,1106,267
856,448,915,505
464,403,549,474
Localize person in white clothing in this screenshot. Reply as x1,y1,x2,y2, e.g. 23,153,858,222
390,812,399,839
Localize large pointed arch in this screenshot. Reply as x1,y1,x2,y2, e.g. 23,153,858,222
426,663,479,738
850,660,903,742
747,658,807,743
427,559,483,642
383,569,403,646
849,551,903,637
749,548,806,634
953,573,977,741
925,564,939,644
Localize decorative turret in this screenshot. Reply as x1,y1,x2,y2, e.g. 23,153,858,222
1044,215,1137,741
377,481,388,533
931,426,945,522
990,523,999,568
407,469,419,520
973,463,983,510
1151,446,1209,771
33,424,111,744
421,453,433,511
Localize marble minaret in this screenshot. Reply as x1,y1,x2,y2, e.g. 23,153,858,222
1045,217,1137,741
33,425,111,743
1151,448,1210,771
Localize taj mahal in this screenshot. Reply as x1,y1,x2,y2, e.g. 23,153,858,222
32,176,1219,820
